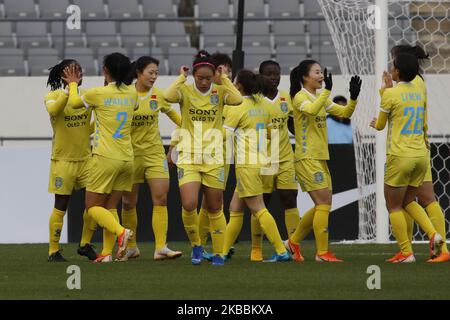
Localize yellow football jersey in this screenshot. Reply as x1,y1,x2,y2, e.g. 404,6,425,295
45,88,92,161
81,83,138,161
131,86,172,156
292,88,357,161
223,96,272,168
164,74,242,165
257,90,294,163
380,81,428,157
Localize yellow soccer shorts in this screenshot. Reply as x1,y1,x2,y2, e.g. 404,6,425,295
235,167,265,198
261,161,298,194
87,154,133,193
177,164,225,190
294,159,332,192
48,158,91,195
384,154,428,187
423,151,433,183
133,153,169,184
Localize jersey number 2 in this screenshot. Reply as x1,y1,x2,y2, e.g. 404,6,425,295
113,112,127,139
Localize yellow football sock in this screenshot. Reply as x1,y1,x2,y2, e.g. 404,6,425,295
426,201,448,253
49,208,65,255
102,209,119,256
152,205,168,251
182,208,201,247
121,208,138,249
209,210,227,256
390,210,413,255
80,210,97,247
88,206,124,236
198,207,210,246
290,207,315,244
405,201,436,239
251,214,263,250
313,204,331,256
404,211,415,242
223,211,244,255
285,208,300,238
255,208,285,255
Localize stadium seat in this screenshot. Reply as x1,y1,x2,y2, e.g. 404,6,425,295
131,47,168,75
273,20,306,47
153,21,190,51
107,0,141,18
302,0,324,17
96,46,129,60
0,22,15,48
233,0,267,17
243,46,272,72
167,46,197,75
72,0,107,18
276,45,307,74
142,0,178,18
85,21,120,48
268,0,301,17
318,53,340,73
3,0,37,18
195,0,232,18
120,21,152,49
16,21,50,48
38,0,70,18
205,46,233,56
0,48,26,76
199,21,235,49
51,21,86,49
63,47,98,76
243,21,272,48
27,48,60,76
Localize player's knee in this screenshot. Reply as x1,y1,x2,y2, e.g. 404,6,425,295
417,193,435,207
122,195,137,210
152,193,167,206
182,200,198,212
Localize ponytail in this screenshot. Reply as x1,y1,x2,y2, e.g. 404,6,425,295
103,52,132,88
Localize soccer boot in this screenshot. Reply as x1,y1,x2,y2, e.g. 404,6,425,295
264,251,291,262
48,250,67,262
427,252,450,263
93,254,113,263
390,252,415,263
115,247,141,262
116,228,133,260
154,245,182,261
430,233,444,258
212,254,225,266
315,251,343,262
77,244,98,261
202,249,214,261
284,239,304,262
191,245,204,265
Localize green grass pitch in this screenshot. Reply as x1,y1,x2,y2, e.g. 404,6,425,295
1,241,449,300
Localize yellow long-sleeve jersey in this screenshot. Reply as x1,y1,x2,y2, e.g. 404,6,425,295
44,88,92,161
163,74,242,165
379,81,428,157
131,85,180,156
223,96,272,168
292,88,357,161
256,90,294,163
69,82,138,161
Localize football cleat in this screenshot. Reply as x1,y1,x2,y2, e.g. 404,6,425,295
389,252,415,263
284,239,304,262
263,251,291,263
430,233,444,258
315,251,343,262
154,245,182,261
427,252,450,263
116,228,133,260
386,252,402,263
93,254,112,263
212,254,225,266
191,245,204,265
202,250,214,261
77,244,98,261
115,247,141,262
250,248,263,262
48,250,67,262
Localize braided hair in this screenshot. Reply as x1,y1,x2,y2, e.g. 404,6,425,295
47,59,79,91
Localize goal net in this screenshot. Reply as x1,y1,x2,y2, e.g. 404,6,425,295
318,0,450,241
